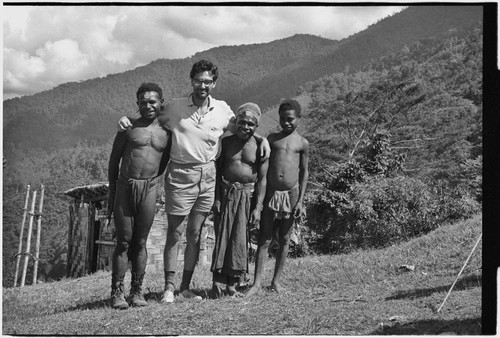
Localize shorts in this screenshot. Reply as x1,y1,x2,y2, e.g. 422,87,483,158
164,161,216,215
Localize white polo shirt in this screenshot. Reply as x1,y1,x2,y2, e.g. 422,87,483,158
158,94,234,165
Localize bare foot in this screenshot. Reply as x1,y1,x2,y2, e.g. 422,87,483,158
228,289,244,298
271,283,284,293
210,283,224,299
226,285,237,295
245,285,261,297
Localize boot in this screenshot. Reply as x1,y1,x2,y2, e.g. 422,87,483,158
130,272,148,307
111,277,129,310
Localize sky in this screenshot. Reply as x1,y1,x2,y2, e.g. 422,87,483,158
2,4,406,100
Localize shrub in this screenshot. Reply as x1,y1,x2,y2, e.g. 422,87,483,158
307,176,443,253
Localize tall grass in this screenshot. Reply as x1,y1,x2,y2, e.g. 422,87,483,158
3,215,482,335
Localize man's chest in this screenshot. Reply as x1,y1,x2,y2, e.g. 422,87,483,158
127,127,168,151
174,109,228,141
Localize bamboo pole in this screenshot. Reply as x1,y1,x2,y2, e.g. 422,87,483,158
20,190,37,287
437,233,482,313
14,185,30,287
32,185,45,285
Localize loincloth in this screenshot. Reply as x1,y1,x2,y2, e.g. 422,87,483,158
266,183,305,245
266,183,299,220
210,178,255,277
117,173,160,214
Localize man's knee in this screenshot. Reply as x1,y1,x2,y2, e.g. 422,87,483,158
185,225,202,242
166,216,185,243
116,240,130,253
185,212,206,241
133,237,148,249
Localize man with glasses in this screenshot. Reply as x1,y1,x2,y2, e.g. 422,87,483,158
118,60,270,303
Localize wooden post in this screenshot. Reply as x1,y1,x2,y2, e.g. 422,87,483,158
20,190,37,287
437,233,482,313
14,185,30,287
67,204,74,278
33,185,45,285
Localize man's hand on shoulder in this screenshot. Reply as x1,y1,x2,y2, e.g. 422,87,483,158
118,116,133,132
259,137,271,161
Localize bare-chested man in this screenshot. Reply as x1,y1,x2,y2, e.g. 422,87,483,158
108,83,171,309
210,102,268,298
246,99,309,297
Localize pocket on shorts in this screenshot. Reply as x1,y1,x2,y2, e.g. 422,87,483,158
166,166,192,189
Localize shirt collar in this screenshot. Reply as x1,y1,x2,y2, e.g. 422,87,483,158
188,93,213,110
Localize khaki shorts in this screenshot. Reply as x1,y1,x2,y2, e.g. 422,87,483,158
164,161,216,216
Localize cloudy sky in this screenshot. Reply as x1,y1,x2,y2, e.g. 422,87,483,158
3,4,406,100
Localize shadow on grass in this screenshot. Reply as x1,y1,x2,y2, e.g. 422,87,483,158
66,298,110,311
370,317,481,335
65,291,171,311
385,273,481,301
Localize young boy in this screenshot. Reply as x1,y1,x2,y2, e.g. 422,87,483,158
210,102,268,298
246,99,309,296
107,83,171,309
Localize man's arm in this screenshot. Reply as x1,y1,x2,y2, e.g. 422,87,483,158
213,143,225,215
107,132,127,219
253,133,270,161
117,116,138,132
158,131,172,176
293,138,310,218
249,157,269,226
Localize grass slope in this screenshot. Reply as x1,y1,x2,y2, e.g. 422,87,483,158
3,215,482,335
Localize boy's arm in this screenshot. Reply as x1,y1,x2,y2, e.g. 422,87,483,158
293,138,310,218
157,130,172,176
107,132,127,219
249,157,269,226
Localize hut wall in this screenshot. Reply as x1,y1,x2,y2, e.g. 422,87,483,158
145,212,168,270
67,203,90,278
95,205,114,272
144,211,214,270
68,200,215,278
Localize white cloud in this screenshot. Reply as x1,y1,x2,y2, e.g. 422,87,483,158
37,39,90,77
3,47,46,93
2,5,406,99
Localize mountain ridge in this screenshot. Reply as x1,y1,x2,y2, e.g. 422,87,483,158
3,6,483,158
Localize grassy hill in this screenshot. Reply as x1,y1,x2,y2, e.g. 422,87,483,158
2,215,482,335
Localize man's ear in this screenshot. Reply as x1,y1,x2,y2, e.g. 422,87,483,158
212,82,216,89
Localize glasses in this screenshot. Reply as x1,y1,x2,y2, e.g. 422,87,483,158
193,79,214,86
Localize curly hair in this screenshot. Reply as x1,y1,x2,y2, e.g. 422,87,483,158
190,60,219,81
278,99,302,117
136,82,163,100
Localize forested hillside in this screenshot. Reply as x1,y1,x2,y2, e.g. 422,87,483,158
2,5,483,286
2,34,339,157
3,6,481,158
